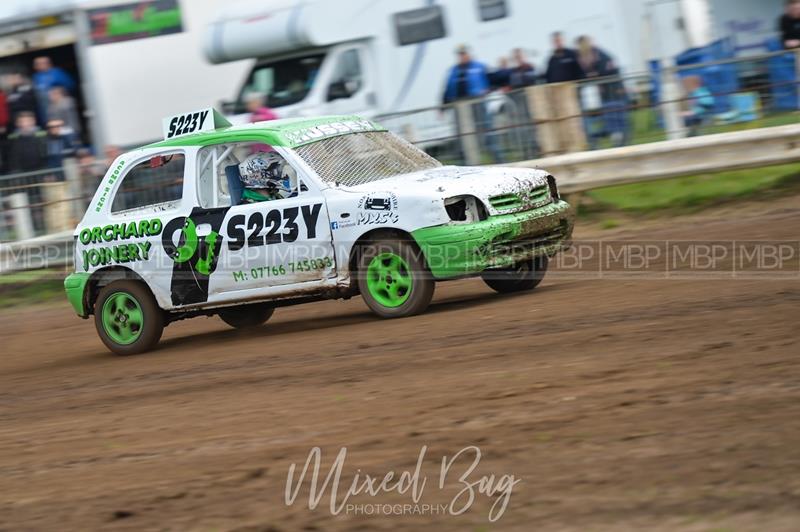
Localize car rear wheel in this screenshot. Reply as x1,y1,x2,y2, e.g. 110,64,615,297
358,240,435,318
219,304,275,329
95,280,164,356
482,256,549,294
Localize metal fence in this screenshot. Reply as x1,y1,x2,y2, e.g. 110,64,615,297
0,160,105,242
377,48,800,166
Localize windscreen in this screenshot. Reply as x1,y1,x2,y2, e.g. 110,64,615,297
294,132,442,187
238,53,324,110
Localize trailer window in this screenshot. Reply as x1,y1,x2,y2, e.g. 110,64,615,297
111,154,185,213
394,6,447,46
478,0,508,21
238,54,325,111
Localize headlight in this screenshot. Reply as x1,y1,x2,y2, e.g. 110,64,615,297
546,175,560,201
444,196,488,223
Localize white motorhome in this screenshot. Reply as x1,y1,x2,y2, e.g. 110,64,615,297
205,0,655,127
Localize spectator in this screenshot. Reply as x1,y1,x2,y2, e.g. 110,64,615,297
0,86,8,134
245,92,279,123
489,57,512,90
32,56,75,122
576,35,628,148
442,45,491,104
7,112,46,172
545,32,585,83
682,75,715,136
509,48,537,89
47,86,81,138
45,119,77,170
442,45,502,163
780,0,800,49
104,145,122,165
0,84,8,172
76,148,106,202
6,73,40,128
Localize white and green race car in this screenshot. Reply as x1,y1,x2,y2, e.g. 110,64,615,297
64,109,574,355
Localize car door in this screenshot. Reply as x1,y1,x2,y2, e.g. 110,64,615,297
208,152,336,298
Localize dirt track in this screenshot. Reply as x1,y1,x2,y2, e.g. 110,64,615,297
1,199,800,531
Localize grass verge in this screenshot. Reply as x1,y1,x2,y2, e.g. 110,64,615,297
579,162,800,218
0,270,66,309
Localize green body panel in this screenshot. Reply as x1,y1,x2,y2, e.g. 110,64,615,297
64,272,91,317
412,201,574,279
147,115,386,150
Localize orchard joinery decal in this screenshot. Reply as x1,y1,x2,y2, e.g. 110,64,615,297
79,219,163,271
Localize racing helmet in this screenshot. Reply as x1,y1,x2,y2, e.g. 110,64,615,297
238,152,289,191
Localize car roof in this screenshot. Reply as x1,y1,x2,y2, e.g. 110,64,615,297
145,115,386,150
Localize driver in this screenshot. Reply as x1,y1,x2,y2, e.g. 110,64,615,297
239,152,293,203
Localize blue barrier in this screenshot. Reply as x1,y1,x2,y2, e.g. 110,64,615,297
766,38,798,111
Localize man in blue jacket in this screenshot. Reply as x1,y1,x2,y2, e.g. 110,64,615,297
442,46,503,162
443,45,490,104
32,57,76,123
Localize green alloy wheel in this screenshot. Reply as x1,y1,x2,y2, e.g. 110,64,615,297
366,253,413,308
358,240,434,318
94,280,164,356
102,292,143,345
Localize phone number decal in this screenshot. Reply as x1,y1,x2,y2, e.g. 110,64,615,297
232,257,333,283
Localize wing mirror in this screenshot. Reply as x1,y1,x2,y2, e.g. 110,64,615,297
327,80,353,102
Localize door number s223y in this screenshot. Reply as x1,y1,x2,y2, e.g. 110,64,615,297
227,203,323,251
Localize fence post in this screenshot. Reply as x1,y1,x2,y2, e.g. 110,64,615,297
455,100,482,166
43,182,72,233
660,61,687,140
553,82,587,153
8,192,35,241
526,84,587,156
62,157,83,224
526,85,559,156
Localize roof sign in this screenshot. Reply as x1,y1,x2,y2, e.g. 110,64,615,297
162,108,230,141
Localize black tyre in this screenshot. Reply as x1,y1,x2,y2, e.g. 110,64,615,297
94,280,164,356
219,303,275,329
482,256,549,294
357,239,435,318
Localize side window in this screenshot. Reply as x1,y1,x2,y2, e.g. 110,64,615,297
478,0,508,21
111,153,185,213
394,6,447,46
327,49,363,102
197,143,302,209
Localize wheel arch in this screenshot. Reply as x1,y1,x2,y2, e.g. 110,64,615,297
85,266,158,316
346,228,426,279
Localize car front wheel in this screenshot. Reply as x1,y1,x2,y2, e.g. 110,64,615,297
358,240,435,319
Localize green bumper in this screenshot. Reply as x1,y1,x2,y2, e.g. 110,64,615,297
412,200,574,279
64,272,91,318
